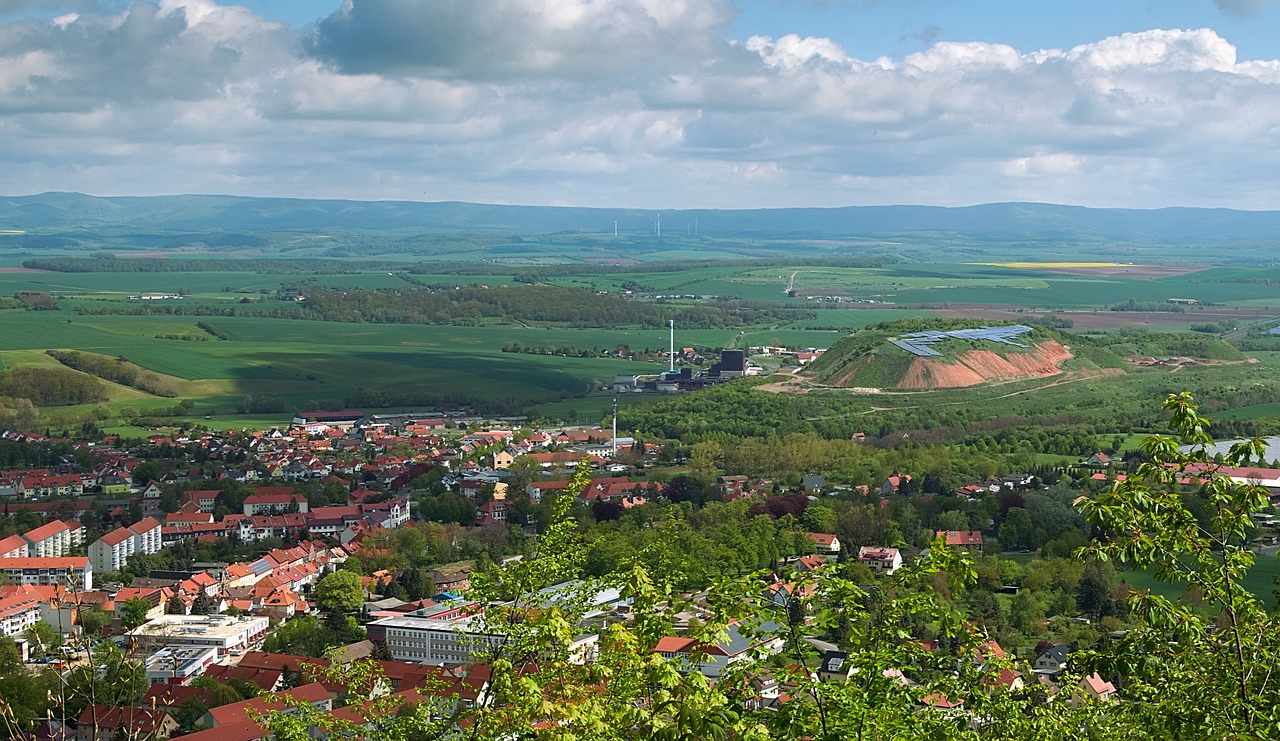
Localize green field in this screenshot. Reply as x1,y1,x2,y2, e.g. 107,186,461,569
0,311,706,419
4,254,1280,427
1121,555,1280,604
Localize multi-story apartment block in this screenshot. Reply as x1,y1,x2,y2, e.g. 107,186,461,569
0,534,29,559
89,517,162,575
89,528,135,575
22,520,75,558
0,557,92,591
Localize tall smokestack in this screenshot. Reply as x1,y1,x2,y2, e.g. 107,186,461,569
669,320,674,372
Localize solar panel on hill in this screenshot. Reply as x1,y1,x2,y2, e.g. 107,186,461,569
890,339,943,357
893,325,1034,357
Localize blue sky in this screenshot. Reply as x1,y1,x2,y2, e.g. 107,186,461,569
0,0,1278,209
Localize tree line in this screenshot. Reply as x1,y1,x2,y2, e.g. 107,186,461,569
46,350,179,397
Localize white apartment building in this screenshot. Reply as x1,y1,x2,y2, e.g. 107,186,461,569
89,528,134,575
0,557,92,591
0,535,29,559
89,517,162,575
0,589,43,637
22,520,75,558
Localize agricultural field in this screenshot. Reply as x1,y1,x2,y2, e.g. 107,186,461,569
2,248,1280,430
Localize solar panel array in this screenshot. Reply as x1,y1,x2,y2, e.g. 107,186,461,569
891,325,1034,357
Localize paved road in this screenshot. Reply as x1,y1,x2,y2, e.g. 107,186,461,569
805,637,838,654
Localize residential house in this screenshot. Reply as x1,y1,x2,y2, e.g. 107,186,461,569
857,546,902,574
140,482,165,516
75,705,176,741
1080,672,1116,701
936,530,984,551
179,490,220,513
17,475,85,499
243,489,309,516
654,621,784,679
491,449,515,470
880,474,912,496
817,650,854,682
1034,644,1070,676
204,682,333,728
808,533,841,555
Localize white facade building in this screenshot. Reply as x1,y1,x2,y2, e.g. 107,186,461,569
144,645,220,685
128,614,271,655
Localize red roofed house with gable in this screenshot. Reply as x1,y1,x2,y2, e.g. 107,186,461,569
936,530,984,551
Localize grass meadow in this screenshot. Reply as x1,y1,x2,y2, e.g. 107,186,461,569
2,258,1279,426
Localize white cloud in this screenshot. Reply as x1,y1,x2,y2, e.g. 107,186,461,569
1,4,1280,209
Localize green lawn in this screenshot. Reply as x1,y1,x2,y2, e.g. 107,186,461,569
1121,554,1280,604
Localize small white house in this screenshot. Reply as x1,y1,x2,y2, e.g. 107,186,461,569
857,546,902,575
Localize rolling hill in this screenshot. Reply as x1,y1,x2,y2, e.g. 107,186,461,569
5,193,1280,243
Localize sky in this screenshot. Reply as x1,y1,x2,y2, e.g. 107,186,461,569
1,0,1279,210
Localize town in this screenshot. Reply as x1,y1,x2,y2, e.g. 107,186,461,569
3,396,1275,739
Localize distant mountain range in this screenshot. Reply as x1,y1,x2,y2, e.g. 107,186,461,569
3,192,1280,242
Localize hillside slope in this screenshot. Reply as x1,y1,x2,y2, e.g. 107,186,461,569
896,340,1073,389
804,320,1100,390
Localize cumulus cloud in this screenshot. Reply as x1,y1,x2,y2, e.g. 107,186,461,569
305,0,738,80
2,2,1280,209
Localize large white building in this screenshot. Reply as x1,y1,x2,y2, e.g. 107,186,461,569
0,557,92,591
0,586,44,637
144,645,220,685
367,614,498,665
128,614,270,656
368,609,597,666
22,520,78,558
89,517,163,575
0,534,28,559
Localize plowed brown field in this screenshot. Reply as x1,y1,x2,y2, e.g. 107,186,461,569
897,341,1073,389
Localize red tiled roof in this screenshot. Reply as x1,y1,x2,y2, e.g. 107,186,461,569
654,636,696,654
22,520,70,543
179,719,267,741
207,682,330,727
76,705,170,733
937,530,984,547
1084,672,1116,695
98,527,133,547
0,557,88,569
129,516,162,534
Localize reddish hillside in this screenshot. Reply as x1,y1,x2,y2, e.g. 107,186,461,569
897,341,1073,389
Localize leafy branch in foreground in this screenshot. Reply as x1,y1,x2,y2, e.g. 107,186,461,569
1077,391,1280,738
